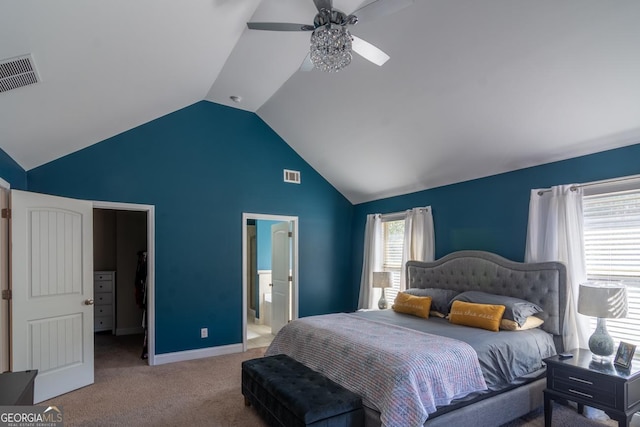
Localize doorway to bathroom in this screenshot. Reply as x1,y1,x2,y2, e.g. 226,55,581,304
242,213,298,351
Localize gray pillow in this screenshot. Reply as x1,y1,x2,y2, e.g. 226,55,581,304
404,288,460,315
450,291,543,326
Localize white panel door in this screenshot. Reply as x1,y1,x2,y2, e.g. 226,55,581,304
271,221,291,335
11,190,94,403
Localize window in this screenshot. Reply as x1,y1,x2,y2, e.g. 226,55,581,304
382,218,405,304
583,186,640,357
364,207,432,309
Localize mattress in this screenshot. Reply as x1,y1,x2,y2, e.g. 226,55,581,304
265,310,556,426
266,313,488,427
353,309,557,392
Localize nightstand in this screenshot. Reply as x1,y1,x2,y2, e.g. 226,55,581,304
544,348,640,427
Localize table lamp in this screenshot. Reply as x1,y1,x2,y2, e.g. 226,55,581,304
372,272,392,310
578,282,628,362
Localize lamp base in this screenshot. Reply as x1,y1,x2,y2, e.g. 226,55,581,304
378,288,387,310
588,317,615,362
591,354,613,364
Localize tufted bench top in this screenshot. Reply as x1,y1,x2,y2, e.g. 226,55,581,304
242,353,364,427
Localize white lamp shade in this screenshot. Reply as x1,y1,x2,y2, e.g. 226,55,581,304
578,283,628,318
372,272,393,289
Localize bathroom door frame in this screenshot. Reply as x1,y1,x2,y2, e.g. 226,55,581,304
241,212,298,351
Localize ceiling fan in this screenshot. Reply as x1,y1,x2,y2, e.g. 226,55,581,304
247,0,414,72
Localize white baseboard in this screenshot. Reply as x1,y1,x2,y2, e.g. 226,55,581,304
116,327,145,336
153,343,243,366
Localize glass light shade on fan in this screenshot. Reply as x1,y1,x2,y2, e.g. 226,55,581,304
310,26,352,72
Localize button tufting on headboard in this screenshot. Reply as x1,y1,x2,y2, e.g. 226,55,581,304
406,251,567,351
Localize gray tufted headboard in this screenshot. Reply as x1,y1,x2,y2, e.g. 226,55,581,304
406,250,567,352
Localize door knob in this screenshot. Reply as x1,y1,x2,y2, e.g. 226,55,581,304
84,298,94,305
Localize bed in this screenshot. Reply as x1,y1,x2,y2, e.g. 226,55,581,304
265,250,567,427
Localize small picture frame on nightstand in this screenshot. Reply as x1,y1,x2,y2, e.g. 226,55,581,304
614,341,636,369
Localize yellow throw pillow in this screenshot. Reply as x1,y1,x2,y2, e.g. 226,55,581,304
449,300,506,332
500,316,544,331
392,293,432,319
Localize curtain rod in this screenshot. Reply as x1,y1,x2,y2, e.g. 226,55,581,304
536,174,640,196
378,206,430,219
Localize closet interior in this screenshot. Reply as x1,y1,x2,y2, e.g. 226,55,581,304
93,209,148,355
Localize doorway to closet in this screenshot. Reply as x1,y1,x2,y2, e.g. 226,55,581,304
242,213,298,351
93,208,148,363
1,188,156,402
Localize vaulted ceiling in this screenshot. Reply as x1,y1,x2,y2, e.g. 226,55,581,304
2,0,640,203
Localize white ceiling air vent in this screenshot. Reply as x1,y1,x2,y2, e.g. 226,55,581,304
0,54,40,93
284,169,301,184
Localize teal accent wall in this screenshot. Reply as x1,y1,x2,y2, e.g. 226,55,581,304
0,147,27,190
351,143,640,307
27,101,354,354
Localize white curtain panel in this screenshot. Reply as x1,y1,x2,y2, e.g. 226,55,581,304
525,185,589,351
400,207,435,291
358,214,383,309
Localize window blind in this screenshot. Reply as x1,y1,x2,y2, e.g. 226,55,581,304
583,189,640,352
382,220,404,304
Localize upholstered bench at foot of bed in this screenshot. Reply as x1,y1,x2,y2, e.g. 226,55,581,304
242,354,364,427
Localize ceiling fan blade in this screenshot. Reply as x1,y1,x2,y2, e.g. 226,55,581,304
300,53,314,72
247,22,314,31
351,36,390,66
351,0,414,24
313,0,333,12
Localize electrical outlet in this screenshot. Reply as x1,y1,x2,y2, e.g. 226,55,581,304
201,327,208,338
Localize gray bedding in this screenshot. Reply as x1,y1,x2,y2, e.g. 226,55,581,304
353,309,556,391
360,251,567,426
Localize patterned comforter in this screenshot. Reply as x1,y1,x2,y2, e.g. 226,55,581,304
265,313,488,427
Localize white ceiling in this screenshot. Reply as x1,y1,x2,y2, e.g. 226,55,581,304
2,1,640,204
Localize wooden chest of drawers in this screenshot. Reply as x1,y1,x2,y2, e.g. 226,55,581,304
94,271,116,333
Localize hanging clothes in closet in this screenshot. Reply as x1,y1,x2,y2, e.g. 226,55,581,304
135,250,148,359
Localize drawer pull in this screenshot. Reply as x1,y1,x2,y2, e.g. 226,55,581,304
568,376,593,385
569,389,593,399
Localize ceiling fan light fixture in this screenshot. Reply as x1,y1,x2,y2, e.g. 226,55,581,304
310,26,352,72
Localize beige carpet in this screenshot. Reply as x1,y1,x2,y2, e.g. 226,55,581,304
44,333,621,426
45,333,268,427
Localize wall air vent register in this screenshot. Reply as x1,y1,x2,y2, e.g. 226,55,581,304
284,170,301,184
0,54,40,93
